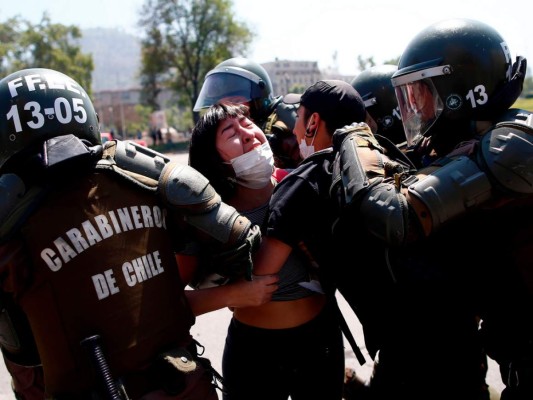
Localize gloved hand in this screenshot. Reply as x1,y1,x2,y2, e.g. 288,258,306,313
207,224,262,281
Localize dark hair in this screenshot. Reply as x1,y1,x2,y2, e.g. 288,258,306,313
285,80,366,135
189,102,250,200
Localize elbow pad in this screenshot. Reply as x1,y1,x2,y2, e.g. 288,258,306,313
407,118,533,233
101,140,252,246
478,119,533,195
158,161,251,246
406,157,492,231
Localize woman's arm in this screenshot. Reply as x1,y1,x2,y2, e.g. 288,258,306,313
176,253,279,316
252,236,293,276
184,275,279,316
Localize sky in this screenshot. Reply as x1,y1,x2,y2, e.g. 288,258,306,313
1,0,532,76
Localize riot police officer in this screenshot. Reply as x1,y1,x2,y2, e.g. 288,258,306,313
351,64,406,147
331,18,532,400
0,67,262,399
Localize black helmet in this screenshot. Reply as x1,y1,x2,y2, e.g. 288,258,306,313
392,18,526,147
0,68,101,170
351,64,405,145
194,57,275,123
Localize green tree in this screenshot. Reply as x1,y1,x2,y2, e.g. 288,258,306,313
383,56,401,66
139,18,171,111
138,0,254,124
522,71,533,95
289,83,307,94
0,16,24,77
0,13,93,93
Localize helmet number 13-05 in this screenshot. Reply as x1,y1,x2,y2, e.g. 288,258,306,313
6,97,88,134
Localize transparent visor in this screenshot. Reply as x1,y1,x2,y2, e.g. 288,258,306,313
194,73,259,111
393,77,443,147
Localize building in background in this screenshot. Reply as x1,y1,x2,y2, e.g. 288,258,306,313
262,59,355,95
262,59,322,95
93,88,175,138
92,58,357,138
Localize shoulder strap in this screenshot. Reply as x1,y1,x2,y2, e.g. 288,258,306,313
297,234,367,366
332,294,367,366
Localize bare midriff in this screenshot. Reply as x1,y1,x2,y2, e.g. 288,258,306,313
233,293,327,329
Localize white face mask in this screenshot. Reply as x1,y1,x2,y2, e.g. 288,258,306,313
299,138,315,159
299,120,317,159
230,142,274,189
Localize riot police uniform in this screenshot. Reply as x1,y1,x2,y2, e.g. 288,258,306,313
331,19,533,400
0,68,259,399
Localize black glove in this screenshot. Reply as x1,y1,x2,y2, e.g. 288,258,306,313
190,224,262,289
208,224,261,281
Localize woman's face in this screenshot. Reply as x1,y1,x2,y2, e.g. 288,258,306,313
215,114,267,161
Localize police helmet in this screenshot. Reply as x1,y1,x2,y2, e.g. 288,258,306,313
0,68,101,170
194,57,275,123
351,64,406,145
392,18,526,147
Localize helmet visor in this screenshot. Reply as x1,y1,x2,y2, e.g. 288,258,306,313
394,78,443,147
194,73,260,111
395,78,443,146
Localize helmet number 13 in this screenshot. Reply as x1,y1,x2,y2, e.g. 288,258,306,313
6,97,88,133
465,85,488,108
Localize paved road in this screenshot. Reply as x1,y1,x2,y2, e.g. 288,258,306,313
0,293,506,399
0,151,504,399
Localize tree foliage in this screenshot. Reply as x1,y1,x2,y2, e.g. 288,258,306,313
523,74,533,95
383,56,401,67
0,13,93,93
138,0,254,123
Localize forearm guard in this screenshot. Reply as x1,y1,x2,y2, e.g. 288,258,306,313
331,123,412,246
333,117,533,247
405,156,493,233
158,161,261,280
407,118,533,234
159,161,251,244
